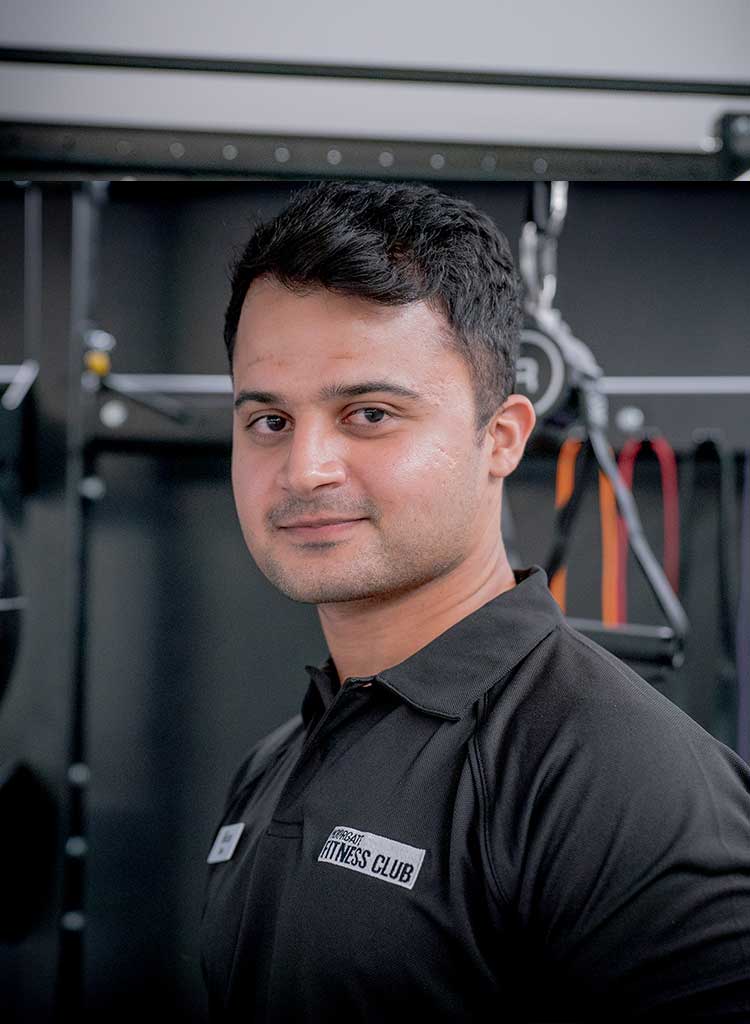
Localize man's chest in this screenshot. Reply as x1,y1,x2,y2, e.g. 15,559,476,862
200,695,513,1019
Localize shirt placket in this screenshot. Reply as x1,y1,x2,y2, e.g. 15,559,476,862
271,677,377,820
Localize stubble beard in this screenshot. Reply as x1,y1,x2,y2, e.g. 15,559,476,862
256,527,468,607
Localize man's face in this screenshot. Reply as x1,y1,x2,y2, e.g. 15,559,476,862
231,277,500,605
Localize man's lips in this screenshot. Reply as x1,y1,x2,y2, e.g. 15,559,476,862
280,517,364,528
279,518,366,538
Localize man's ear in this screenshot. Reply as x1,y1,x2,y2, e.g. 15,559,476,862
484,395,536,479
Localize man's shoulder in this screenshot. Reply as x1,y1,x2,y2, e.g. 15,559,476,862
480,618,745,780
476,625,750,1022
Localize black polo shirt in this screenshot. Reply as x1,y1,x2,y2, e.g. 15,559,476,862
200,566,750,1022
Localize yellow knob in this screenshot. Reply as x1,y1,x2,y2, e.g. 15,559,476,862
84,350,111,376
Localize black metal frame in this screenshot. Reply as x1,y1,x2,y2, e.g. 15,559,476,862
1,45,748,180
0,120,724,181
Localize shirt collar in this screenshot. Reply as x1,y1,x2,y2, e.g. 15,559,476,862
302,566,563,726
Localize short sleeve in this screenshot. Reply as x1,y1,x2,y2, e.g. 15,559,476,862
484,631,750,1020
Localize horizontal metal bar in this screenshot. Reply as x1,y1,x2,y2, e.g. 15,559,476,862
106,373,231,394
601,376,750,395
105,373,750,398
567,618,674,640
2,369,746,400
1,45,748,98
6,370,749,403
567,617,681,667
0,121,722,181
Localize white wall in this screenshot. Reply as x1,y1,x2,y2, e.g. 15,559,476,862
1,0,748,151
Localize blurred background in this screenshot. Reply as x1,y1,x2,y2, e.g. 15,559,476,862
1,3,749,1022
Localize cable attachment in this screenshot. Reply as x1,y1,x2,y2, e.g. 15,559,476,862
520,181,569,312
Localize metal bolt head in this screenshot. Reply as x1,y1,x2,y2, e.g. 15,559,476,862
616,405,645,434
84,329,116,352
68,763,91,786
61,911,86,931
66,836,88,858
100,400,128,429
79,476,106,501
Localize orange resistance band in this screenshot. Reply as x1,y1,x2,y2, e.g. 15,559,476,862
550,436,621,625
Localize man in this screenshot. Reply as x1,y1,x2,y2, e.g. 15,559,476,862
200,180,750,1021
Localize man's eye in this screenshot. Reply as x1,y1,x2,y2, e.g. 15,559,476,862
350,407,391,426
247,414,288,434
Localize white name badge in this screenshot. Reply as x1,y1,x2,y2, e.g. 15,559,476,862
318,824,426,890
207,822,245,864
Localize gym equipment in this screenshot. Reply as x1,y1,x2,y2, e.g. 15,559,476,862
550,434,621,626
518,182,688,668
616,434,680,624
1,44,747,180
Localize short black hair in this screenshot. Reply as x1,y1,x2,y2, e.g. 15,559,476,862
224,180,521,434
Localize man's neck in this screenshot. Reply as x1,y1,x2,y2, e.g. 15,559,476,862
316,544,516,686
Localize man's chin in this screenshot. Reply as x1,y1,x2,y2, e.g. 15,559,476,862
277,583,377,605
269,572,430,608
261,566,392,605
257,565,365,604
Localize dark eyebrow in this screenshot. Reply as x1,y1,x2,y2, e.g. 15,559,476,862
233,379,423,411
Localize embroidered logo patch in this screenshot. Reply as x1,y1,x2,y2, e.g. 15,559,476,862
318,824,425,890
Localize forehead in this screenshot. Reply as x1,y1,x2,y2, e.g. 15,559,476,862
233,278,468,395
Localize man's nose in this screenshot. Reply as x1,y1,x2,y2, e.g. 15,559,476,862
280,421,347,493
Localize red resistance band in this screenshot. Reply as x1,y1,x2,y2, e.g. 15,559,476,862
616,435,680,624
